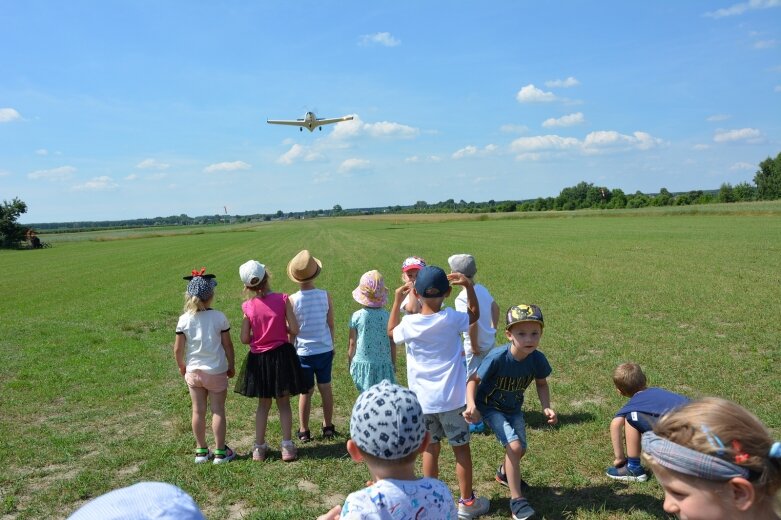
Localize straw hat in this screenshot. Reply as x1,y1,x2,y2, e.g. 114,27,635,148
287,250,322,283
352,270,388,308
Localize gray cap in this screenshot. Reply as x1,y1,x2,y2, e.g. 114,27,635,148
448,254,477,277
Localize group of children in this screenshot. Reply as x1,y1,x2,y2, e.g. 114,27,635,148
175,254,781,519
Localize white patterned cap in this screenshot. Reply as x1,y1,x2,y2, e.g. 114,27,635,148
350,380,426,460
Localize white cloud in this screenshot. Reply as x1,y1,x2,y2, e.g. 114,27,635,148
339,158,371,172
276,144,323,165
730,161,755,170
0,108,21,123
544,77,580,88
73,176,119,191
0,170,9,177
754,39,778,49
28,165,76,181
706,114,731,122
542,112,585,128
125,174,138,181
452,144,498,159
582,130,663,153
515,153,542,162
510,134,580,153
705,0,781,18
405,155,441,163
516,84,557,103
35,149,48,156
136,158,170,170
359,32,400,47
775,85,781,92
203,160,251,173
500,124,529,133
713,127,762,143
329,114,419,140
693,144,711,150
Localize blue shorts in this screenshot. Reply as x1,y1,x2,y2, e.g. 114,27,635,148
299,350,334,389
481,407,527,449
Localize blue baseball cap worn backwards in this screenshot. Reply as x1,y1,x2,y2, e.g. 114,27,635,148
414,265,450,298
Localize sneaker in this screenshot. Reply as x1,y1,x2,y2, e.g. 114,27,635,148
510,497,536,520
457,494,490,519
468,421,485,434
496,465,531,494
212,446,235,465
194,448,211,464
252,443,268,462
281,442,297,462
606,464,648,482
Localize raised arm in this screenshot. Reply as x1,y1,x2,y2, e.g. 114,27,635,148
447,273,479,324
388,282,412,335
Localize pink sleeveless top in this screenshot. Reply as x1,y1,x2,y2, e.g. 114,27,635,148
242,293,289,353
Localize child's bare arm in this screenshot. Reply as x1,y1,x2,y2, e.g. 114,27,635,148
326,292,335,345
387,283,411,335
464,375,482,424
285,298,300,339
491,300,500,329
610,416,627,466
221,330,235,378
240,316,252,345
347,328,357,370
173,334,186,376
535,377,558,424
389,335,397,373
448,273,479,324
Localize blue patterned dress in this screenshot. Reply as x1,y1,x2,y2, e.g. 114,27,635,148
349,307,395,392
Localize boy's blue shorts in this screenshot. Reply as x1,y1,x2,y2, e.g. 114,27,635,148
298,350,334,389
480,407,527,449
626,411,660,434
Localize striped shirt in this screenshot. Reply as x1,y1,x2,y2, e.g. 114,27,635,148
290,288,333,356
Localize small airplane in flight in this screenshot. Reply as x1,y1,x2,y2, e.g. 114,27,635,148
267,112,354,132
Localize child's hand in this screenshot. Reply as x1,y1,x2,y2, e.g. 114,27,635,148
178,365,186,376
395,282,412,296
316,504,341,520
543,407,558,425
227,367,235,378
447,272,472,287
463,405,481,424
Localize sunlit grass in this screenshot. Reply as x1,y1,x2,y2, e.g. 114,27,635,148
2,203,780,519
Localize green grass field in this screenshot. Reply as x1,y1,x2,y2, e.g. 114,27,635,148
2,203,780,519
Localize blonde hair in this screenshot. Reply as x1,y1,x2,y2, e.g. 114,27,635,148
243,271,271,299
612,362,647,396
651,398,781,500
183,292,210,314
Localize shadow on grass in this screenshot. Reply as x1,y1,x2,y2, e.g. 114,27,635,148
525,410,597,428
297,440,349,460
491,483,670,519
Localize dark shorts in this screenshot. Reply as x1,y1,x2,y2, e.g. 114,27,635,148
626,411,660,434
299,350,334,389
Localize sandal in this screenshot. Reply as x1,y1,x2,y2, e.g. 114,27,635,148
212,445,235,465
322,424,337,439
194,447,211,464
297,429,312,443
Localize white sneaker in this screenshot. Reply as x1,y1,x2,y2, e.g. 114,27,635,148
194,448,211,464
457,494,490,519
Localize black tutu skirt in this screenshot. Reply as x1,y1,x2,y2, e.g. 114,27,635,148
234,342,308,398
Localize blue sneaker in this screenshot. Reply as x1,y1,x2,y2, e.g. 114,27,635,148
510,497,535,520
469,421,485,434
606,464,648,482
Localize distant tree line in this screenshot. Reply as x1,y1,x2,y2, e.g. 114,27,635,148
9,151,781,241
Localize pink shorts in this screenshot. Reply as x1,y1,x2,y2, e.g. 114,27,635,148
185,370,229,393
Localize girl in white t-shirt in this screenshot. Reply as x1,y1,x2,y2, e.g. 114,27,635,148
174,268,235,464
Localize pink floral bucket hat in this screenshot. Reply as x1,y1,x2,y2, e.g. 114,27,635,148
352,270,389,308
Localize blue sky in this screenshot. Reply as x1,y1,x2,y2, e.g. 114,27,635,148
2,1,780,223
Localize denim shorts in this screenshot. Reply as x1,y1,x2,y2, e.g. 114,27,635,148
480,407,527,448
423,406,470,446
298,350,334,389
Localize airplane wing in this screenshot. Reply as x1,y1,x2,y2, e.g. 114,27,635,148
315,115,354,126
267,119,306,127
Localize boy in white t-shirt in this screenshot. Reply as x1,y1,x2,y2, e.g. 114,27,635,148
448,254,500,434
388,266,490,519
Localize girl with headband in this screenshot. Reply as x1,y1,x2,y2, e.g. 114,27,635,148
642,397,781,519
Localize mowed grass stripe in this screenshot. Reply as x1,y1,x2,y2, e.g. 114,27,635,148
1,206,779,519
